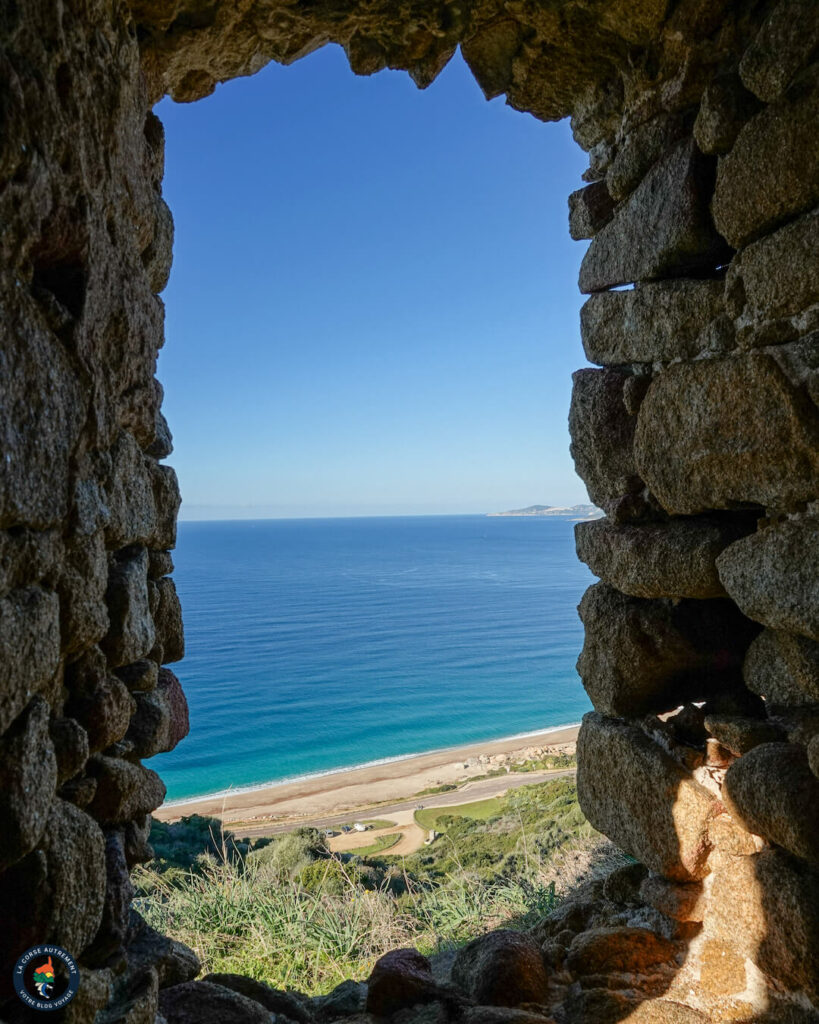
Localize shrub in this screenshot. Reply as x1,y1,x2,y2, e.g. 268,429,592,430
297,858,350,895
137,777,609,994
247,827,327,881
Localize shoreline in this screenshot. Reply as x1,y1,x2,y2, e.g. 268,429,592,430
155,723,580,826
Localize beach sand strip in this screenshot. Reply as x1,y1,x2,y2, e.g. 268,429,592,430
155,725,580,827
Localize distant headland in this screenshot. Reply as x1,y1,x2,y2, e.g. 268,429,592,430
487,504,602,518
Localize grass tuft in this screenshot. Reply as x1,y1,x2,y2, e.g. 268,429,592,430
138,777,619,995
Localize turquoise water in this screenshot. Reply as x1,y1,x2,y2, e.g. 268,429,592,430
154,515,594,802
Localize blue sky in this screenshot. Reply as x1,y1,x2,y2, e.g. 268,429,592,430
157,45,591,519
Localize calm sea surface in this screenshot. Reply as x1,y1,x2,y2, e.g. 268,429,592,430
155,515,594,802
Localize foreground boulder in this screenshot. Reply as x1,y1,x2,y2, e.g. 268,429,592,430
565,926,677,977
366,949,449,1017
460,1009,554,1024
160,980,275,1024
312,979,366,1020
128,912,201,989
204,973,312,1022
561,990,709,1023
451,930,549,1007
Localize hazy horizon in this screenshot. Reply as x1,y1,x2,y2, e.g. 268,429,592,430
178,500,596,522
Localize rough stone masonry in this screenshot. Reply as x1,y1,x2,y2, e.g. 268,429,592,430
1,1,818,1022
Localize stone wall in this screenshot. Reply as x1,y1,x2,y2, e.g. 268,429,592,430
0,1,817,1022
567,4,819,1015
0,2,188,1019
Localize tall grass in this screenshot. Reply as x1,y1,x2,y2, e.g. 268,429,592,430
135,850,560,994
137,779,625,995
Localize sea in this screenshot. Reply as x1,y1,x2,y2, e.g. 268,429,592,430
154,515,595,803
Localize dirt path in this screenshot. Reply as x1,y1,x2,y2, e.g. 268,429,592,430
157,729,579,825
389,824,427,855
328,819,428,857
236,768,576,846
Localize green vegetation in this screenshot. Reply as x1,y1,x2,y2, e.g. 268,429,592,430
416,783,458,796
416,752,577,794
138,777,613,995
404,778,595,883
143,814,269,890
137,848,559,994
415,797,503,831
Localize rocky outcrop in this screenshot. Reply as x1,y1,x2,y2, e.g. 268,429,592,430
2,0,818,1021
366,949,453,1017
203,973,312,1021
160,980,276,1024
564,925,677,977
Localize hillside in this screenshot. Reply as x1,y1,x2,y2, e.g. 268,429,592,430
136,777,624,995
487,504,602,518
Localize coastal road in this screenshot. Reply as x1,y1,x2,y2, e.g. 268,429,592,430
233,768,576,841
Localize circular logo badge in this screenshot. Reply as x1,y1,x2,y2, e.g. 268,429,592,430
13,946,79,1011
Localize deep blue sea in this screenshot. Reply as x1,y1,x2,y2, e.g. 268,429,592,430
154,515,594,802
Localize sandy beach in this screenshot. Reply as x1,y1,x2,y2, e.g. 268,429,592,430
155,724,580,829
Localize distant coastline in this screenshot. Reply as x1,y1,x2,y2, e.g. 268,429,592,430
156,723,581,825
487,503,602,519
161,515,591,803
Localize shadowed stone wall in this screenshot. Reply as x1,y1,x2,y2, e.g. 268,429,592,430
567,4,819,1016
0,1,817,1021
